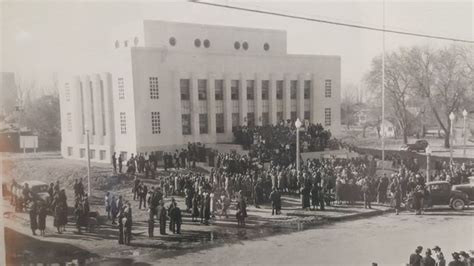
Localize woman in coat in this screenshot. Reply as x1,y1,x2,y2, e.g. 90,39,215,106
191,194,200,222
390,177,402,215
311,184,319,211
38,203,47,236
301,185,311,210
29,201,38,236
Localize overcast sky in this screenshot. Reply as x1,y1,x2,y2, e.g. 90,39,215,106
1,0,472,92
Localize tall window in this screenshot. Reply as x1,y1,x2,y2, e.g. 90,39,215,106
182,114,191,135
304,111,310,120
149,77,159,99
291,111,297,121
180,79,190,100
67,112,72,132
290,80,297,99
215,80,224,100
120,112,127,134
247,113,255,127
262,112,269,126
199,114,208,134
276,80,284,100
325,108,331,126
232,113,239,132
100,80,106,136
80,82,85,134
262,80,269,100
100,150,106,161
231,80,239,100
80,148,86,158
90,149,96,159
118,78,125,99
325,79,332,98
277,112,283,122
198,79,207,100
67,147,73,156
151,112,161,134
216,113,224,133
246,80,254,100
65,83,70,101
89,81,95,135
304,80,311,99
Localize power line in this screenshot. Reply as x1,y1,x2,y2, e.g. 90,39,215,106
190,0,473,44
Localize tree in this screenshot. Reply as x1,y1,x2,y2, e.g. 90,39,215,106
341,84,360,130
406,45,472,148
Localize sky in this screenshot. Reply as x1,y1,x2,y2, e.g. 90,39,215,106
0,0,472,94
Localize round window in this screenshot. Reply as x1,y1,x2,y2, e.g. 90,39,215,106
169,37,176,46
234,41,241,50
264,43,270,51
194,38,201,47
204,39,210,48
242,41,249,50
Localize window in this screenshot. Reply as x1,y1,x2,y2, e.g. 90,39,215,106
118,78,125,99
215,80,224,100
262,80,269,100
120,112,127,134
198,79,207,100
276,80,284,100
149,77,159,99
100,81,106,136
180,79,190,100
325,79,332,98
100,150,106,161
90,81,95,135
182,114,191,135
199,114,208,134
80,148,86,158
67,147,73,156
325,108,331,126
277,112,283,122
290,80,297,99
247,113,255,127
234,41,241,50
242,41,249,50
291,111,297,122
264,43,270,51
67,112,72,132
304,80,311,99
232,113,239,132
169,37,176,46
90,149,96,159
204,39,210,48
262,112,269,126
304,111,310,120
246,80,254,100
194,39,201,47
65,83,70,101
80,82,85,134
151,112,161,134
216,113,224,133
231,80,239,100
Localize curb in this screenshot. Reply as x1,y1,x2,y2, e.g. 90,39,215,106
326,208,395,222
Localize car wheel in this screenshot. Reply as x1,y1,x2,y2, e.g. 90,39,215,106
450,198,465,211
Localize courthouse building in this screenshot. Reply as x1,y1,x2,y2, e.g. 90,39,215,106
60,20,341,162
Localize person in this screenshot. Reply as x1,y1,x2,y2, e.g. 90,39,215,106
192,194,200,222
112,152,117,173
269,187,279,215
390,177,402,215
123,203,132,245
185,186,194,212
362,176,372,209
139,183,148,210
449,252,464,266
54,202,63,234
433,246,446,266
118,208,124,244
148,206,155,238
118,154,123,173
169,203,182,234
158,201,167,235
319,182,325,211
410,246,423,266
105,192,111,220
422,249,436,266
459,251,472,266
168,198,177,232
22,183,31,211
174,205,182,234
29,201,38,236
203,193,211,225
311,183,319,211
76,179,85,199
111,195,118,224
236,192,247,227
254,181,262,208
133,177,140,201
38,203,47,237
301,185,311,211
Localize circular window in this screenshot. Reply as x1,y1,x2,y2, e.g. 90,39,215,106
242,41,249,50
234,41,241,50
194,38,201,47
264,43,270,51
169,37,176,46
203,39,210,48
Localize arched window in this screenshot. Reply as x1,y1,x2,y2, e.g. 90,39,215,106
194,38,201,47
242,41,249,50
234,41,241,50
169,37,176,46
203,39,210,48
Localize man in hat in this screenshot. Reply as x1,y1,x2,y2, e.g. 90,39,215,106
422,249,436,266
433,246,446,266
458,251,472,266
449,252,463,266
410,246,423,266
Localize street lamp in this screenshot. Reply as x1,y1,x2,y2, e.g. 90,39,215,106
449,112,455,165
85,125,91,197
462,109,468,156
295,118,302,177
425,145,431,183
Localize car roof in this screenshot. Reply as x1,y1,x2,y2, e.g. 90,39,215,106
426,181,450,185
19,180,48,187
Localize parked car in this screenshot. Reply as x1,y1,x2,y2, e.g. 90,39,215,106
452,176,474,205
13,180,50,209
405,181,469,211
399,140,429,152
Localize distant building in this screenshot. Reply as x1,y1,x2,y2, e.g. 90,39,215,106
381,119,395,138
0,72,18,116
59,20,341,162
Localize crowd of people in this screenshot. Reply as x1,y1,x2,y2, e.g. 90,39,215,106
408,245,473,266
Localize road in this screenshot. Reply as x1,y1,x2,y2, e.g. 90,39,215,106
144,210,473,265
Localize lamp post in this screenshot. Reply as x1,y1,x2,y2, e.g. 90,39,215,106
463,109,468,157
425,145,431,183
85,126,91,197
295,118,302,176
449,112,455,165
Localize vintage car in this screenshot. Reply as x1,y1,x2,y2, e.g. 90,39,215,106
14,180,50,204
452,176,474,204
399,140,429,152
405,181,469,211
